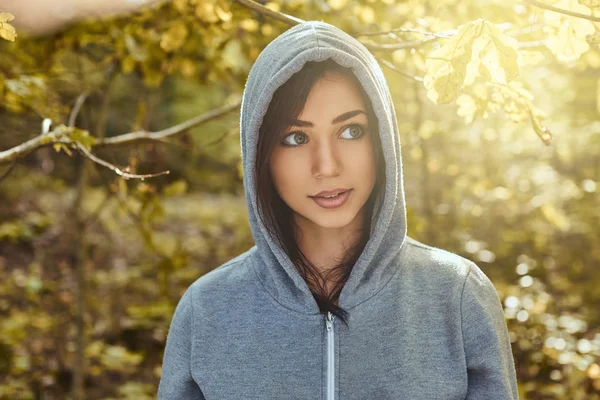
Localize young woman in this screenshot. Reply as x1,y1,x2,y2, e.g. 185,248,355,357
158,20,519,399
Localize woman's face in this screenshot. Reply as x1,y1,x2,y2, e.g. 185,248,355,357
268,72,377,232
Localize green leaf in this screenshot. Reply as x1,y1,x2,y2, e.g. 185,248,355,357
69,128,97,151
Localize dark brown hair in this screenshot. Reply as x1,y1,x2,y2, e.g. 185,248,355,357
255,59,386,327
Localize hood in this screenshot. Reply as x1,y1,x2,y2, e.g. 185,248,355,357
239,20,407,314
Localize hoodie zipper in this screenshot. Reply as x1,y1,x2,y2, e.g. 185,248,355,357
325,311,335,400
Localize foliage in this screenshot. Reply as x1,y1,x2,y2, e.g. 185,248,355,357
0,0,599,398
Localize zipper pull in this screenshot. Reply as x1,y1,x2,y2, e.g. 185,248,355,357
326,312,333,331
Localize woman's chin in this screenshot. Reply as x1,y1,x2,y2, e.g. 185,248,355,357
295,209,362,231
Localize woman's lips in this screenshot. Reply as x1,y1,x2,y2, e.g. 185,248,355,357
309,189,352,209
312,188,350,197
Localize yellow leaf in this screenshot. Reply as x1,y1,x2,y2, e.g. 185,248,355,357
0,12,17,42
481,22,519,84
543,0,595,62
540,204,570,231
215,3,232,22
578,0,599,7
240,19,259,32
425,19,519,104
121,56,136,74
160,22,188,53
52,143,73,156
195,2,219,23
222,39,250,73
527,103,553,144
69,128,96,151
173,0,188,12
456,93,477,123
464,36,489,86
424,19,481,103
465,22,519,86
0,12,15,23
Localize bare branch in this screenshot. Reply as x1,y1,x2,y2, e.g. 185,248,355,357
232,0,429,59
360,37,438,52
0,131,57,164
379,59,424,83
522,0,600,22
74,142,170,180
69,93,89,127
0,97,241,164
233,0,304,25
95,98,241,148
352,27,456,39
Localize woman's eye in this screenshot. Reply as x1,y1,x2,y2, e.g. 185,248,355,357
339,124,366,140
282,132,308,146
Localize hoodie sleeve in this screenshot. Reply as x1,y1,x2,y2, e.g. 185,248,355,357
158,286,205,400
461,262,519,400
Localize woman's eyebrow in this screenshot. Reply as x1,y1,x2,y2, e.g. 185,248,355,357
286,110,366,127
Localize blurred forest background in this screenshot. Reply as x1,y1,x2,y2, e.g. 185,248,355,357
0,0,599,399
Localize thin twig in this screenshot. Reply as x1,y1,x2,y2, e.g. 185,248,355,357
360,37,438,52
75,142,170,180
379,59,424,82
522,0,600,22
69,93,89,127
0,98,241,164
94,98,241,148
233,0,304,25
352,27,456,39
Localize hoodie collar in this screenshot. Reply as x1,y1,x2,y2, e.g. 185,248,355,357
240,21,407,314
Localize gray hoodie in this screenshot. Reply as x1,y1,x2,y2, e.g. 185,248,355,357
157,20,519,400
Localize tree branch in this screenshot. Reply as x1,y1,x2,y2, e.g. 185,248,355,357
232,0,449,81
233,0,304,25
360,38,433,52
0,97,241,164
74,141,170,180
95,97,241,148
69,92,89,127
379,59,424,82
352,27,455,39
522,0,600,22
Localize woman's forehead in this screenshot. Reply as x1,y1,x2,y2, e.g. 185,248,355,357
297,76,368,120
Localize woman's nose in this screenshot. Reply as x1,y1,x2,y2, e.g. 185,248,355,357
312,140,341,178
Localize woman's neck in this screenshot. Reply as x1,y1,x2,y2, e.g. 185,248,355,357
293,208,367,276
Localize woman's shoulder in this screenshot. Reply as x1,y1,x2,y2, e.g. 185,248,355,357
186,246,258,299
402,236,486,285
